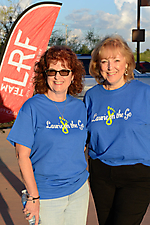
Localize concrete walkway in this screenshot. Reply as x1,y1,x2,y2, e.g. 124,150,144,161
0,129,149,225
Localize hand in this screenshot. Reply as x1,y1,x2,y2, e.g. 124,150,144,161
23,199,40,225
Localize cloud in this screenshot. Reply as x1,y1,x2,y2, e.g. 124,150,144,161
114,0,136,10
65,1,150,52
68,29,83,38
68,29,83,41
19,0,32,10
65,3,136,30
66,9,97,29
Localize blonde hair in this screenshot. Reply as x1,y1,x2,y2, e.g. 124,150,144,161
89,35,135,84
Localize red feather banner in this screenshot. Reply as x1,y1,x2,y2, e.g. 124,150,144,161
0,1,62,123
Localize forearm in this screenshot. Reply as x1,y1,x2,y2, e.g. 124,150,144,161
18,156,39,197
16,143,39,197
16,144,40,225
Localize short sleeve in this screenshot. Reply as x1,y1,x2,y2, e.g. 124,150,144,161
7,108,35,149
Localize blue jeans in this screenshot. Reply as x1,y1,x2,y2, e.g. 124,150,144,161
39,181,89,225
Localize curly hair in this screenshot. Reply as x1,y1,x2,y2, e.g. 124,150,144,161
33,45,85,96
89,35,135,84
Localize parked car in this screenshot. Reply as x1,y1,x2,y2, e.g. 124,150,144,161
77,54,97,98
77,55,150,98
134,69,150,85
136,61,150,73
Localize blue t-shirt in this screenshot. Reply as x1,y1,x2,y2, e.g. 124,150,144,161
84,80,150,166
7,94,89,199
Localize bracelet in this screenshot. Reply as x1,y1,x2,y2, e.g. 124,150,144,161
32,196,40,200
27,195,40,203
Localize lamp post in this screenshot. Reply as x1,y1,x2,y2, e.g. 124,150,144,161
62,23,68,45
137,0,140,71
132,0,150,71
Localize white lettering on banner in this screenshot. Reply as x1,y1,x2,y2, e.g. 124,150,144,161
1,83,23,96
14,29,37,51
0,107,14,115
8,50,35,72
3,29,37,90
0,107,18,116
3,72,29,87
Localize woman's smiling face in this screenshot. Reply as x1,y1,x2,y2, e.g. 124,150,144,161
47,60,74,100
100,48,127,90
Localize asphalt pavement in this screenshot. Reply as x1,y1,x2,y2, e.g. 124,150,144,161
0,129,149,225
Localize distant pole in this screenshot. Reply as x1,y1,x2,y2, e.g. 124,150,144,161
65,25,68,45
62,23,68,45
137,0,140,70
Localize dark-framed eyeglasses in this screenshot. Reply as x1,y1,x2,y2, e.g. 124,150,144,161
45,69,72,77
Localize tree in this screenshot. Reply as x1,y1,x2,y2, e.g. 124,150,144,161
77,44,91,54
85,29,101,52
0,0,25,54
68,36,82,53
48,30,66,47
0,1,101,55
49,29,101,54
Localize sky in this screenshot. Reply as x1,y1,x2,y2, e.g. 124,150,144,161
1,0,150,52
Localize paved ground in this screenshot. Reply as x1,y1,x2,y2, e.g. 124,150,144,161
0,129,150,225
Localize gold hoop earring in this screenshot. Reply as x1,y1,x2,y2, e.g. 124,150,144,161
125,68,128,76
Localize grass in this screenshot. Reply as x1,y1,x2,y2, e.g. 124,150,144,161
134,50,150,62
0,120,14,133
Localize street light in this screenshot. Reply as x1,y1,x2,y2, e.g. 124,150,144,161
132,0,150,71
62,23,68,45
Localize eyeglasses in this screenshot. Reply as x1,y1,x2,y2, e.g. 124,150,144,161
45,69,72,77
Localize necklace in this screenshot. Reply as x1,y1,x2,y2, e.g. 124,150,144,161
52,99,67,120
45,93,67,119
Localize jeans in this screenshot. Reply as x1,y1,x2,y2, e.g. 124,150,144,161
39,181,89,225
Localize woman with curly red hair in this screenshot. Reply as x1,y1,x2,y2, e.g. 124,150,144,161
7,46,89,225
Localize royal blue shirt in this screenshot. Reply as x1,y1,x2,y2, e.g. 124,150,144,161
7,94,89,199
84,80,150,166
